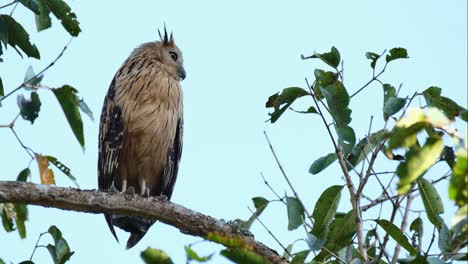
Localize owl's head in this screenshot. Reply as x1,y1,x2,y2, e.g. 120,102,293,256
156,27,186,80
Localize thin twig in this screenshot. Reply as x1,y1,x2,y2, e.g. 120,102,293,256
391,194,413,264
8,1,18,15
350,50,388,98
362,173,451,211
376,196,402,262
425,226,437,257
29,232,47,261
305,78,367,261
0,38,73,102
373,225,392,263
10,127,35,159
247,207,291,258
260,172,286,205
0,0,16,9
263,131,312,221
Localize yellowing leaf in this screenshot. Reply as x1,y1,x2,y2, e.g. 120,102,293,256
36,154,55,185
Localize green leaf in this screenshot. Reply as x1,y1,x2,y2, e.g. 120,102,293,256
309,153,337,174
141,247,174,264
78,99,94,121
313,69,338,99
17,92,41,124
52,85,84,148
0,258,6,264
306,232,325,251
19,0,40,14
0,76,4,97
184,246,212,262
449,151,467,207
437,221,453,253
397,136,444,193
45,155,78,187
418,178,444,227
291,106,317,114
427,257,446,264
47,225,74,264
0,15,40,59
287,197,305,230
14,204,28,238
336,126,356,155
1,206,14,232
252,197,269,214
221,248,269,264
291,250,310,264
320,81,352,127
346,130,385,169
43,0,81,36
23,66,43,89
34,0,52,32
365,230,377,258
241,197,269,230
311,185,343,240
365,51,381,69
265,87,309,123
386,47,409,63
283,243,294,259
423,86,467,121
16,168,31,182
383,84,396,104
410,217,423,248
314,210,356,261
387,122,427,151
303,46,341,69
376,219,417,255
383,96,406,117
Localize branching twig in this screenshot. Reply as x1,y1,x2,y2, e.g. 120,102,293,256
391,194,413,264
0,181,288,264
350,50,388,98
263,131,312,221
361,174,450,211
305,78,367,261
0,38,73,103
0,0,16,9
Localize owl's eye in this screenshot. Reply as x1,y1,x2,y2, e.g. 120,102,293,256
169,51,178,61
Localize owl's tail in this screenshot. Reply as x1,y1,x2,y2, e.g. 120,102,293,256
126,232,147,249
110,214,156,249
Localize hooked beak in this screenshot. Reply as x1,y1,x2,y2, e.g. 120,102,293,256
178,67,186,80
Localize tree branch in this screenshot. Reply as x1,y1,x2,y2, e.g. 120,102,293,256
0,181,288,264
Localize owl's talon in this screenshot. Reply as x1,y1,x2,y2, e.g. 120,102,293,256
142,187,151,198
124,186,135,200
109,185,119,194
157,194,169,202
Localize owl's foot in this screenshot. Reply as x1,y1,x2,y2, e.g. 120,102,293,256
124,186,135,200
157,194,169,202
109,184,119,194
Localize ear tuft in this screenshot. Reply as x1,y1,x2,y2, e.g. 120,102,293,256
159,24,175,47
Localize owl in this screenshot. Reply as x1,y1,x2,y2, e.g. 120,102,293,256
98,28,185,249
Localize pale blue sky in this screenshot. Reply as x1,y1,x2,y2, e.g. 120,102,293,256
1,1,467,263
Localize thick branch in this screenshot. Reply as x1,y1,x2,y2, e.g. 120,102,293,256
0,181,287,264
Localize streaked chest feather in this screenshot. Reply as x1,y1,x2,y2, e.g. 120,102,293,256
114,62,183,172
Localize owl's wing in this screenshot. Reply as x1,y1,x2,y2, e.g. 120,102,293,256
98,78,124,192
161,118,183,199
98,78,124,242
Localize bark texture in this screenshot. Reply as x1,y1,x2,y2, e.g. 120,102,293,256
0,181,287,264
